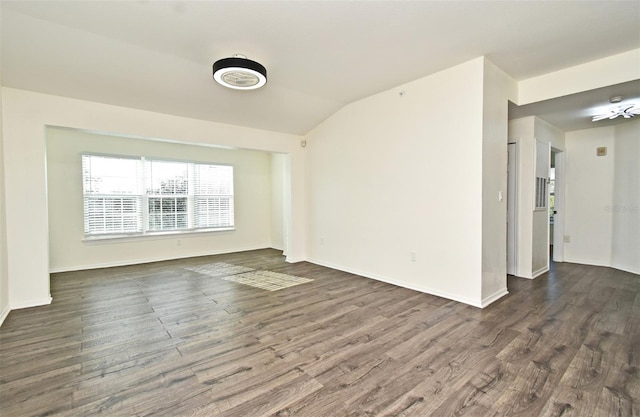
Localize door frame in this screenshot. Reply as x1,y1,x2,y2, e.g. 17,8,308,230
507,142,518,275
551,147,565,262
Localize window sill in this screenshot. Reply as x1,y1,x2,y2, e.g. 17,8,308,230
83,227,235,244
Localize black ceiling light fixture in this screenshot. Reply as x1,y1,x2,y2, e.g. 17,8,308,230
212,54,267,90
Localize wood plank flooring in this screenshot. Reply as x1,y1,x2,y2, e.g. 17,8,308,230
1,249,638,416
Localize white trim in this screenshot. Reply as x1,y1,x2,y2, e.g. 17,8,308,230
610,264,640,275
82,227,235,244
563,258,610,268
0,306,10,327
307,257,486,308
551,148,565,263
532,266,549,278
81,151,235,168
285,256,306,263
507,141,518,276
481,288,509,308
559,259,639,275
49,245,270,273
11,296,53,310
562,258,617,270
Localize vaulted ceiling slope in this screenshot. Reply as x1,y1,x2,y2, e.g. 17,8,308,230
1,1,639,135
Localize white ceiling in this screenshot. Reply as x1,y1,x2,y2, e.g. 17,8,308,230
1,1,639,135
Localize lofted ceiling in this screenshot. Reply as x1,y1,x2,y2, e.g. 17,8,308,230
1,1,639,135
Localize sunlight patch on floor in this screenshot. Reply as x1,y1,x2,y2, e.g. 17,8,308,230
184,262,255,277
185,263,313,291
221,271,313,291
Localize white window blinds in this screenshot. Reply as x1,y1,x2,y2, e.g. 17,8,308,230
193,164,234,228
82,155,144,235
82,154,234,237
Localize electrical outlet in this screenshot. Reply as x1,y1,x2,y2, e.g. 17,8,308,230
177,239,182,246
563,235,570,243
320,237,325,245
410,251,417,262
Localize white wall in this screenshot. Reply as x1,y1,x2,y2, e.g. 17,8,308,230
1,87,305,310
518,49,640,105
611,120,640,274
270,153,286,251
0,118,7,325
535,117,566,150
480,58,514,304
0,26,9,324
565,126,616,266
46,127,274,272
306,57,500,307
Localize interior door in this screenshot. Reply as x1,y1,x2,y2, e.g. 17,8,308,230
532,140,550,276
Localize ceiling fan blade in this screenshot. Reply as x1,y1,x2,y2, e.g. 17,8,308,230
593,103,639,122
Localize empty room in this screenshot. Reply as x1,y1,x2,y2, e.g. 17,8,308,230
0,1,639,416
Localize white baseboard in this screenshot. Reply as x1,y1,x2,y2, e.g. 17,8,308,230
49,246,272,273
307,257,486,308
563,257,610,268
611,263,640,275
532,266,549,278
481,288,509,308
0,305,10,327
11,295,53,310
513,266,549,279
1,296,54,327
285,256,306,263
563,258,639,276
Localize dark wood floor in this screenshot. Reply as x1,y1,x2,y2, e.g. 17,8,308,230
1,249,638,416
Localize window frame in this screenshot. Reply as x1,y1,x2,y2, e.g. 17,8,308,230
82,153,235,241
534,176,548,211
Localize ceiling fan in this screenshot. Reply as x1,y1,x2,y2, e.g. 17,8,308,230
592,96,640,121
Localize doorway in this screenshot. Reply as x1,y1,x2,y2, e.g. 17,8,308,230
550,148,565,262
507,142,517,275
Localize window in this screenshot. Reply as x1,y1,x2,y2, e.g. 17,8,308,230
82,154,234,237
82,156,144,235
535,176,547,210
146,160,189,231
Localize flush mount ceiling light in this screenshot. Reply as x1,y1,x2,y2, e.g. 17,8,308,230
592,96,640,121
212,54,267,90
